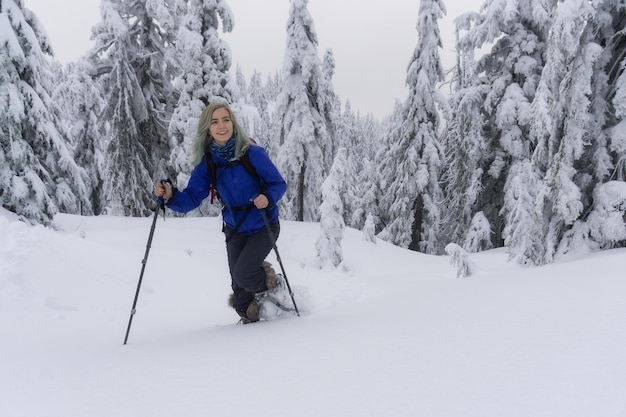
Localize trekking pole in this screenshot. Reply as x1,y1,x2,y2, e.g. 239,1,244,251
123,186,167,345
260,209,300,316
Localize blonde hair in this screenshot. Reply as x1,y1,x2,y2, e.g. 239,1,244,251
189,101,252,165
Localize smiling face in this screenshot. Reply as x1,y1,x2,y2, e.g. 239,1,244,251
209,107,234,146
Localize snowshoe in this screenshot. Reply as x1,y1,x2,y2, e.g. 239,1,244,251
255,273,298,321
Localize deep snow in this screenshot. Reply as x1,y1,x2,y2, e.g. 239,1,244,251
1,207,625,417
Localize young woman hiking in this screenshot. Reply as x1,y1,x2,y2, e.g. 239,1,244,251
155,101,287,323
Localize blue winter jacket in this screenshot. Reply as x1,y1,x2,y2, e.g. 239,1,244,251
166,145,287,235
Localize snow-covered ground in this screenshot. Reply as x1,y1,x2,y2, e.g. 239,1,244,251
1,208,625,417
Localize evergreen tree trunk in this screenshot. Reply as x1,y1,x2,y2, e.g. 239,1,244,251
297,163,306,222
409,194,424,251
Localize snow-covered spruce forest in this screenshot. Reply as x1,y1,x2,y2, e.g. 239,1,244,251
2,0,626,267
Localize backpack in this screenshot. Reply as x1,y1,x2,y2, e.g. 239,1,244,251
204,145,260,204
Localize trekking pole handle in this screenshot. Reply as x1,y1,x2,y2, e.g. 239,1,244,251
156,178,172,213
249,193,270,210
157,178,172,201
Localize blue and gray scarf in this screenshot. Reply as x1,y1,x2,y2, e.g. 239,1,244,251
210,136,236,161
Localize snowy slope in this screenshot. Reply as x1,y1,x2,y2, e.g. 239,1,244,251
1,209,625,417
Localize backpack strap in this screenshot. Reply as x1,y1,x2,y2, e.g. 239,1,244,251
205,154,219,204
224,206,253,243
239,151,260,181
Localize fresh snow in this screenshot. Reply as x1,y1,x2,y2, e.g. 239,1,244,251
1,207,625,417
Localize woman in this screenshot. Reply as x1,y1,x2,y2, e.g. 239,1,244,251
155,101,287,323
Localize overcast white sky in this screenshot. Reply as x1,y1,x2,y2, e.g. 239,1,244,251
25,0,483,119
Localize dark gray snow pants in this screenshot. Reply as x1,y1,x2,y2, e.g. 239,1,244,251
225,221,280,312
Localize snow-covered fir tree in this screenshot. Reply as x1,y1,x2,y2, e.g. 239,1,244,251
451,0,557,254
248,71,265,113
168,0,235,191
501,160,545,264
529,0,603,264
318,49,341,170
276,0,332,222
0,0,90,224
362,213,377,243
315,148,347,269
561,181,626,252
247,72,267,138
445,243,473,278
566,0,626,251
610,6,626,181
355,114,383,232
377,100,404,231
133,0,179,182
378,0,447,254
612,96,626,180
440,40,487,249
52,59,106,214
336,102,361,227
247,70,281,159
90,0,178,216
339,104,381,231
464,211,493,252
235,65,248,105
96,47,153,216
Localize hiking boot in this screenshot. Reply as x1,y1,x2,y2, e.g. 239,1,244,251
235,309,251,324
229,293,260,324
245,299,260,323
